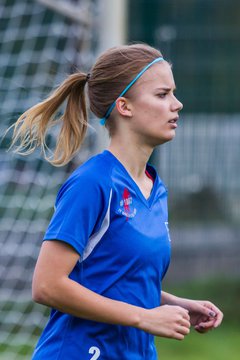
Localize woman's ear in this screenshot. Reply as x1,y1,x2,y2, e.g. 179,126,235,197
115,97,133,118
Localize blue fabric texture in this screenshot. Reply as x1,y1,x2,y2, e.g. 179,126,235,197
32,150,171,360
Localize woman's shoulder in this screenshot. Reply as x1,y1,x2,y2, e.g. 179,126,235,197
72,151,114,183
57,152,114,200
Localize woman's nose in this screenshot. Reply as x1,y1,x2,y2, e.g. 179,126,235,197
173,96,183,112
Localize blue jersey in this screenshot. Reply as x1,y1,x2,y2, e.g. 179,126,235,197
32,150,171,360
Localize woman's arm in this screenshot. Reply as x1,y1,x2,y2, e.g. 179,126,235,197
32,240,191,340
161,291,223,333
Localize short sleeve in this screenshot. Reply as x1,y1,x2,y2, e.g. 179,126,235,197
43,173,110,256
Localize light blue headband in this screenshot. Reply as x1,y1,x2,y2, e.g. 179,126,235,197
100,56,164,125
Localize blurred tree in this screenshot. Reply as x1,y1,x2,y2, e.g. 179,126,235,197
128,0,240,113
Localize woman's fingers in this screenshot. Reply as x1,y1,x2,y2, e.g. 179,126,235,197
177,324,190,335
203,302,224,328
182,310,191,321
194,313,222,333
195,325,209,334
174,332,186,341
180,318,191,329
173,308,191,339
212,309,224,328
197,319,215,329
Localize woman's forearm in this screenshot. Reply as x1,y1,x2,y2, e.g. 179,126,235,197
161,291,180,305
33,276,142,327
161,291,189,309
33,279,191,340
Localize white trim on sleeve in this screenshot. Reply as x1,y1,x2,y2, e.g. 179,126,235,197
81,189,112,262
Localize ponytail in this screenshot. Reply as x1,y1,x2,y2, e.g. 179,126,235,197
10,72,89,166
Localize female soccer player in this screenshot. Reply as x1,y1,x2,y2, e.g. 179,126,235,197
11,44,223,359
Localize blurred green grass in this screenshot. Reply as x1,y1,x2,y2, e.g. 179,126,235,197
156,325,239,360
156,277,240,359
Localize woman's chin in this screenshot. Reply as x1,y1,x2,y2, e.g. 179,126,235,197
157,131,176,145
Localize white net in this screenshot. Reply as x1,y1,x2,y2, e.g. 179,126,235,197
0,0,99,358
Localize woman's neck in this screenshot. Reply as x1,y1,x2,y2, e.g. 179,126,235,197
108,139,154,181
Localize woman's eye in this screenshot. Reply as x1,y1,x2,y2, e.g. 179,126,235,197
157,93,167,98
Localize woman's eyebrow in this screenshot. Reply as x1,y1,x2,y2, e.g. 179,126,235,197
155,86,176,91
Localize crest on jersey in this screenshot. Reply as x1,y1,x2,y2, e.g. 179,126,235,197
118,187,137,220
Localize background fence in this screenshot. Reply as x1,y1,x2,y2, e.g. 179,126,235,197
158,114,240,282
0,0,99,358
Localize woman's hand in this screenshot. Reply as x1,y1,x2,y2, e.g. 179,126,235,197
137,304,191,340
178,299,224,333
161,292,223,334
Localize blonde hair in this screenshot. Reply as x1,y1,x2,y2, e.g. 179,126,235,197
10,43,162,166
